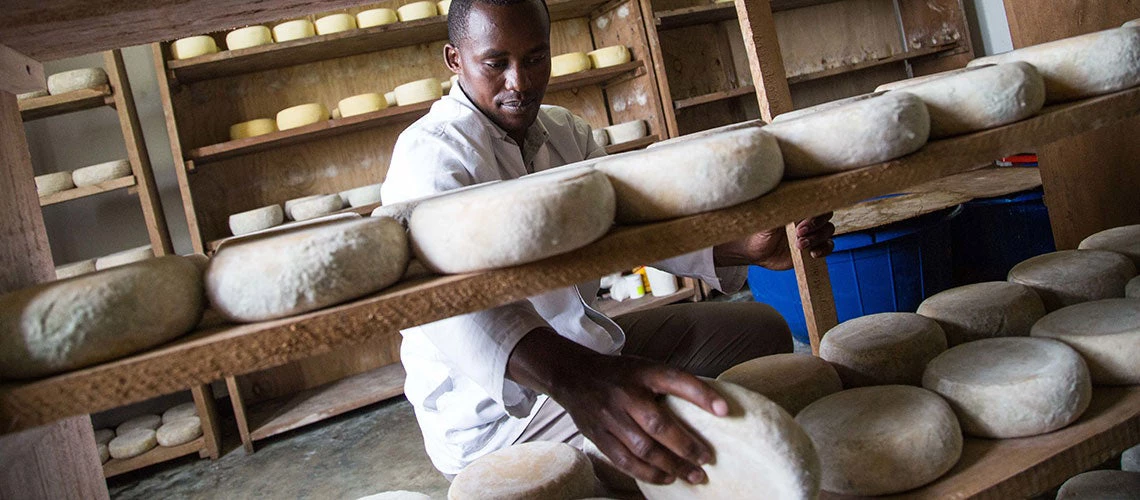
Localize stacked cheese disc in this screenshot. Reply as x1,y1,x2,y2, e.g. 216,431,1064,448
73,159,131,186
397,1,438,21
449,441,595,499
1031,299,1140,385
155,402,203,447
273,20,316,42
47,68,109,95
917,281,1046,345
170,36,219,60
603,120,647,145
35,172,75,196
1007,250,1136,311
342,183,384,207
226,26,273,50
819,312,947,387
358,8,399,28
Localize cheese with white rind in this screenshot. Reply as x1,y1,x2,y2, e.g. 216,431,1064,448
229,118,277,140
338,93,387,117
47,68,109,95
888,62,1045,137
384,91,398,107
94,245,154,270
448,441,595,500
1057,470,1140,499
315,13,357,35
98,443,110,463
398,1,439,21
291,194,344,221
651,119,764,149
587,45,631,68
272,20,315,42
795,386,961,496
225,26,273,50
372,180,501,228
1078,224,1140,267
874,65,991,92
551,52,591,77
1126,19,1140,28
56,260,96,280
923,337,1091,438
170,36,218,60
229,204,284,236
636,379,821,500
1129,276,1140,298
284,195,324,221
1007,249,1137,311
277,103,330,130
395,78,443,106
72,159,131,187
916,281,1046,346
771,92,885,123
1124,444,1140,472
116,414,162,434
1030,298,1140,385
717,353,843,416
766,92,930,178
162,402,198,423
18,90,49,100
591,128,609,146
344,183,384,207
968,27,1140,102
108,428,157,460
156,416,202,447
94,428,115,446
357,8,399,28
819,312,947,388
35,171,75,196
595,127,783,224
206,217,409,322
603,120,647,145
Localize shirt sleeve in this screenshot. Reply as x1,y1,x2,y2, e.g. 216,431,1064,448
652,248,748,294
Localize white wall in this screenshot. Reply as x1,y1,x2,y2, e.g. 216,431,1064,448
969,0,1014,55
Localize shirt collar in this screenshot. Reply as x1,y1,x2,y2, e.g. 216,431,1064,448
448,83,550,166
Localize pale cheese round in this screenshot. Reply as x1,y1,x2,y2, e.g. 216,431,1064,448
277,102,330,130
1129,276,1140,298
229,118,278,140
796,385,961,496
1031,298,1140,385
162,402,198,423
72,159,131,187
229,204,284,235
717,353,843,416
916,281,1046,346
448,441,594,500
591,128,609,146
344,183,384,207
1078,224,1140,267
95,245,154,270
98,442,110,463
332,107,342,119
18,90,49,100
94,428,115,446
225,26,273,50
595,127,783,224
372,180,500,228
116,414,162,434
874,66,989,92
108,428,157,460
284,195,324,221
889,62,1046,138
338,93,388,117
587,45,630,68
156,416,202,447
47,68,109,95
315,13,357,35
1126,19,1140,29
394,78,443,106
384,91,398,107
273,20,316,42
551,52,592,77
35,171,75,196
1057,470,1140,499
291,194,344,221
1007,250,1137,311
603,120,646,144
56,260,96,280
398,1,439,22
357,8,399,28
170,36,218,60
1124,444,1140,472
819,312,947,387
438,0,452,15
771,92,884,124
581,438,638,494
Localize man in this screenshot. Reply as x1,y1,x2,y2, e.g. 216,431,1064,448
380,0,835,488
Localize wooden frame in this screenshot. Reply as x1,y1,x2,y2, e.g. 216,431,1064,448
99,384,223,478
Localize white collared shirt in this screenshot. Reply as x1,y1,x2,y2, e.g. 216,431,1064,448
381,84,747,475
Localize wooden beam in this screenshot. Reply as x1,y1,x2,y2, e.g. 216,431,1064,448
0,43,43,94
0,92,52,291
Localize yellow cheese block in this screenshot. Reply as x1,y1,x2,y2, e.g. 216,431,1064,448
357,8,399,28
394,78,443,105
273,20,316,42
551,52,591,77
384,91,398,107
338,93,388,117
441,79,452,93
332,107,342,119
276,103,330,130
438,0,452,15
398,1,439,22
170,36,218,60
587,45,630,68
226,26,273,50
315,13,357,35
229,118,278,140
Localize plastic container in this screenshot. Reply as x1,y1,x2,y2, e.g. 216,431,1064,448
950,188,1055,285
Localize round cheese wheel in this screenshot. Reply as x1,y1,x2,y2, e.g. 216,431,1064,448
229,204,284,236
717,353,843,415
1031,298,1140,385
916,281,1046,346
923,337,1091,438
72,159,131,187
874,66,989,92
603,120,646,145
47,68,109,95
34,171,75,196
819,312,947,388
765,92,930,178
56,259,96,280
796,385,961,496
968,27,1140,102
449,441,594,499
315,13,357,35
229,118,277,140
344,183,384,207
437,0,452,15
273,20,316,42
587,45,630,68
410,167,613,274
116,414,162,434
291,194,344,221
1057,470,1140,499
95,245,154,270
1078,224,1140,267
108,428,157,460
225,26,273,50
358,8,399,28
440,79,452,94
338,93,388,117
590,129,609,146
18,90,49,100
1129,276,1140,298
398,1,439,21
636,379,821,499
94,428,115,446
277,102,330,130
1007,250,1137,311
170,36,218,60
1126,19,1140,28
162,402,198,423
97,442,110,463
551,52,591,77
1124,444,1140,472
357,492,432,500
384,91,398,107
580,438,638,494
284,195,324,221
595,127,782,224
207,217,409,322
772,92,884,124
156,416,202,447
395,78,443,106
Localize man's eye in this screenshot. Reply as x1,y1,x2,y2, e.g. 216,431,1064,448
528,55,548,65
485,61,506,69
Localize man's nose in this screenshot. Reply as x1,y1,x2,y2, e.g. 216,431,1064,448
504,63,530,92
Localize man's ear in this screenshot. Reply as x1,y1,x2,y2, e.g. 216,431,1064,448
444,44,462,74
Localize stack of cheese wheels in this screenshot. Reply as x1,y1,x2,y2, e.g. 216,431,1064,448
765,92,930,178
273,20,316,42
587,45,630,68
109,428,158,459
170,36,219,60
923,337,1091,438
968,27,1140,102
56,259,96,279
637,380,821,499
1078,224,1140,267
603,120,647,145
72,159,131,187
796,385,961,496
1031,298,1140,385
277,103,330,130
156,416,202,447
95,245,155,270
343,183,384,207
448,442,595,499
162,402,198,423
315,13,357,35
116,413,162,434
1007,250,1137,311
47,68,108,95
1129,276,1140,298
226,26,273,50
595,127,783,224
230,204,284,235
338,93,387,117
916,281,1046,346
397,1,439,21
0,256,204,379
819,312,948,387
207,217,409,322
358,8,399,27
1057,470,1140,499
35,172,75,196
291,194,344,221
410,167,613,273
772,92,883,124
717,353,842,415
394,78,443,106
230,118,278,140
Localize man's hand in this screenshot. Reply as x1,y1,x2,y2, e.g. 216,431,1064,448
713,213,835,270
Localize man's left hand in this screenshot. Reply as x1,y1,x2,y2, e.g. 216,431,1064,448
713,213,835,271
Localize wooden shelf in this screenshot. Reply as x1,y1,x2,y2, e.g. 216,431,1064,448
595,283,697,318
38,175,136,207
655,0,846,31
102,436,204,478
547,61,645,93
605,134,659,154
675,85,755,110
18,85,114,121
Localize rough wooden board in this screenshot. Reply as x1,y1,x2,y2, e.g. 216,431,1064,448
605,134,658,154
0,416,109,499
0,92,53,292
102,436,204,478
909,166,1043,198
592,0,670,139
833,191,972,235
38,175,137,207
18,85,111,121
0,42,43,94
151,45,206,254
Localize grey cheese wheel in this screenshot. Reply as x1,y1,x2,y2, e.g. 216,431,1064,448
116,413,162,434
969,27,1140,102
35,171,75,196
1124,444,1140,472
72,159,132,187
1056,470,1140,499
410,167,613,274
97,442,110,463
636,380,821,500
717,353,843,415
795,386,962,496
290,194,344,221
343,183,384,207
94,428,115,446
765,92,930,178
1129,276,1140,298
156,416,202,447
94,245,154,270
916,281,1046,346
162,402,198,423
1031,298,1140,385
819,312,948,387
47,67,109,95
1007,250,1137,311
771,91,885,123
207,217,409,322
0,256,204,379
1079,224,1140,267
923,337,1091,438
373,180,502,228
651,119,763,149
229,204,284,236
448,441,595,500
284,195,324,221
108,428,157,460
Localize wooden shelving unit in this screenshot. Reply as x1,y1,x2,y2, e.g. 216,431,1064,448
38,175,136,207
18,85,114,121
98,384,223,478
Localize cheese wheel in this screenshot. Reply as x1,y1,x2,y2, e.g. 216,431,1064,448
772,92,884,124
437,0,452,15
338,93,388,117
766,92,930,178
796,385,961,496
923,337,1091,438
94,428,115,446
276,103,330,130
47,68,109,95
116,414,162,434
344,183,384,207
315,13,357,35
372,180,501,228
595,127,783,224
108,428,157,460
170,35,219,60
590,128,609,146
55,259,96,280
225,26,273,50
1126,19,1140,28
229,205,284,236
207,217,409,322
95,245,154,270
357,8,399,28
273,20,316,42
162,402,198,423
384,91,398,107
1007,250,1137,311
410,167,613,274
291,194,344,221
1125,444,1140,472
636,379,821,499
18,90,49,100
72,159,131,187
448,441,595,500
440,79,452,93
550,52,592,77
1129,276,1140,298
1031,298,1140,385
358,492,432,500
229,118,278,140
874,66,989,92
717,353,843,415
398,1,439,21
820,312,947,387
156,416,202,447
969,27,1140,102
331,107,342,119
35,172,75,196
916,281,1046,346
580,438,638,494
283,195,323,221
1078,224,1140,267
587,45,630,68
97,442,110,463
394,78,443,105
603,120,646,145
1057,470,1140,499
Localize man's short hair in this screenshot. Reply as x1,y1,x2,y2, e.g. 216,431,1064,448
448,0,551,47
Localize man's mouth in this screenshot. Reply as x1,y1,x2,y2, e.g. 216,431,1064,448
499,97,537,114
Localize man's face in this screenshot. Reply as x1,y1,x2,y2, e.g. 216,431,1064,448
445,1,551,138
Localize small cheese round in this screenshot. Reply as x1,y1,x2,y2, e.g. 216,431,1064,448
94,428,115,446
357,8,399,28
820,312,947,388
315,13,357,35
72,159,131,187
1007,250,1137,311
343,183,384,207
1078,224,1140,267
923,337,1091,438
595,127,782,224
170,36,219,60
384,91,398,107
108,428,157,460
1129,276,1140,298
551,52,592,77
18,90,49,100
276,103,330,130
1124,444,1140,472
916,281,1046,346
587,45,630,68
1031,298,1140,385
97,442,110,463
772,92,884,123
273,20,316,42
35,171,75,196
225,26,273,50
590,129,609,146
397,1,439,21
156,416,202,447
229,204,284,236
395,78,443,106
796,385,961,496
1056,470,1140,499
95,245,154,270
603,120,646,144
47,68,109,95
371,181,500,228
437,0,452,15
449,441,594,499
162,402,198,423
338,93,388,117
229,118,278,140
717,353,843,415
116,414,162,434
56,260,96,280
284,195,324,221
291,194,344,221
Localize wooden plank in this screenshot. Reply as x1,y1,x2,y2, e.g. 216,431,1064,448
546,61,645,93
640,0,682,137
0,43,43,94
18,85,111,121
0,415,109,499
785,44,956,84
190,384,221,460
674,85,755,109
151,44,206,254
589,0,671,139
0,91,53,291
224,376,255,454
37,175,136,207
102,436,204,478
655,0,845,31
605,134,659,154
595,283,697,317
